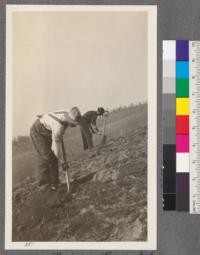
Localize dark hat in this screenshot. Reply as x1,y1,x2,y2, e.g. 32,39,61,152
97,107,105,115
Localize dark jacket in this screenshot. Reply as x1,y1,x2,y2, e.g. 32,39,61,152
82,111,99,133
83,111,98,125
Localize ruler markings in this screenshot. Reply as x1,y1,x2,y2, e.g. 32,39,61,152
190,40,200,214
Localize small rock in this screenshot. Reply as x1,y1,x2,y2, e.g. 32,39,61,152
80,208,87,214
87,162,94,169
89,205,94,210
17,225,22,231
129,186,136,193
131,218,143,240
118,152,128,161
111,170,119,181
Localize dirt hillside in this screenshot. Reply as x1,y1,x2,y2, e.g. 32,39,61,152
13,123,147,242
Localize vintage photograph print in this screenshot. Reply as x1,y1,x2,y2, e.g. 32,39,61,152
6,5,157,250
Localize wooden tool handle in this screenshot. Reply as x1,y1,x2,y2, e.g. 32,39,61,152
103,116,107,135
61,139,70,192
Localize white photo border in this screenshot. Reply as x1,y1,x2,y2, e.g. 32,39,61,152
5,4,157,250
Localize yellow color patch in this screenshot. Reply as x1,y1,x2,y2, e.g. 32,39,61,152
176,98,189,115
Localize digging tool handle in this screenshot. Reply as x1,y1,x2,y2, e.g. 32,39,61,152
61,139,70,192
103,116,107,135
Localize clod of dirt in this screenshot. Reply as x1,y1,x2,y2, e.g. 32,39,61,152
92,169,119,182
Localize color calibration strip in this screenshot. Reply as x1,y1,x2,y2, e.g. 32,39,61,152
163,41,176,210
163,40,200,213
176,40,189,211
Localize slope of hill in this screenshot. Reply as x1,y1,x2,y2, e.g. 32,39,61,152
12,104,147,241
12,104,147,185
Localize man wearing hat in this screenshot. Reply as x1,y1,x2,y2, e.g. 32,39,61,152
80,107,107,150
30,107,82,190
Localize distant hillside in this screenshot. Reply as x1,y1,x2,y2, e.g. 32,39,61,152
12,103,147,156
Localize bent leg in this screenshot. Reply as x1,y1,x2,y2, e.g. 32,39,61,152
49,151,59,185
81,124,93,149
80,128,89,150
30,122,52,184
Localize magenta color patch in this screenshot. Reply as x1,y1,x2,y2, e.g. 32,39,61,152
176,135,189,152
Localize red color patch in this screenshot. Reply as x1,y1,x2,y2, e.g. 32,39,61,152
176,116,189,134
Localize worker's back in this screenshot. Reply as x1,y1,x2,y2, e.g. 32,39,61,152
83,111,98,125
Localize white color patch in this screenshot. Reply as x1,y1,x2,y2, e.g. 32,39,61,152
163,40,176,60
176,153,189,173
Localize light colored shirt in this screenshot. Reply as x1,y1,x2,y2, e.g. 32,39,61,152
39,110,77,160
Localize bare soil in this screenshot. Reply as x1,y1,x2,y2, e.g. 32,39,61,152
13,125,147,242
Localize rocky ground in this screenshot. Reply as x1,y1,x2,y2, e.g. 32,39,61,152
12,125,147,242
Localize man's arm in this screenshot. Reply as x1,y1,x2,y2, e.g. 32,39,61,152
52,139,62,159
51,126,65,162
90,112,100,133
90,124,100,134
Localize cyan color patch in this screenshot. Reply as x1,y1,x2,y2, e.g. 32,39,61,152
176,61,189,78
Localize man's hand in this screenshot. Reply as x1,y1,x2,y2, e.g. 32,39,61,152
60,161,69,170
96,131,102,135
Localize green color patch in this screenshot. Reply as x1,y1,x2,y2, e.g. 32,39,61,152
176,79,189,97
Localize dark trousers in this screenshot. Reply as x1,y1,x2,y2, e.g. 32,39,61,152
30,119,59,185
80,122,94,150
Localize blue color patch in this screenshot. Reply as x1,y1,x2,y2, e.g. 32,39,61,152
176,61,189,78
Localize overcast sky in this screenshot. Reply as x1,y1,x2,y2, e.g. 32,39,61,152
12,11,147,137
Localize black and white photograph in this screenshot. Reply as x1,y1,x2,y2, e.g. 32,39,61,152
6,5,157,250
